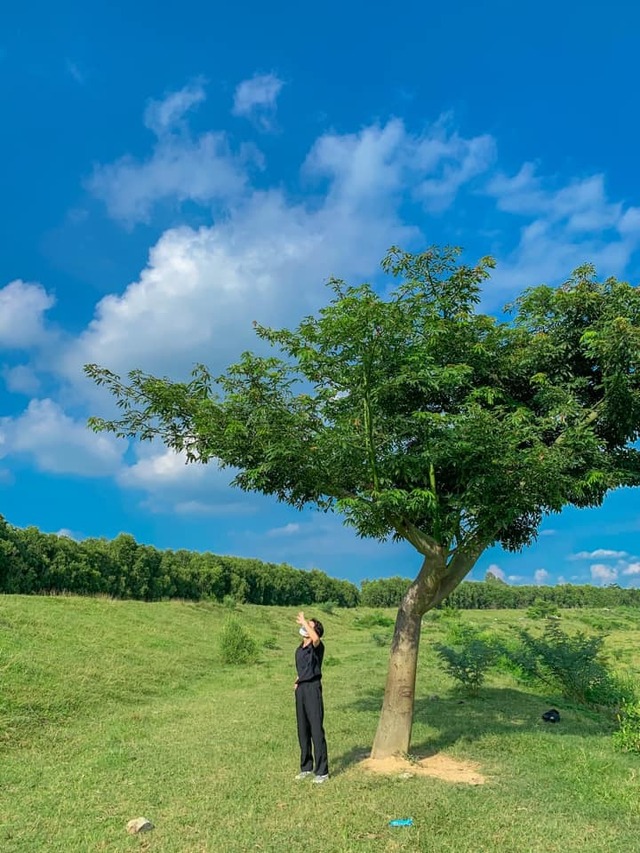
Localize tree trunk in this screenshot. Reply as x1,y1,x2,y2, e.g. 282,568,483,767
370,585,423,758
369,538,485,759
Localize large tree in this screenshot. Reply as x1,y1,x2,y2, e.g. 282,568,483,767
86,247,640,758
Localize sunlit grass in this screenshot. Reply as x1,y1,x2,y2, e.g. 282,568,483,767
1,596,639,851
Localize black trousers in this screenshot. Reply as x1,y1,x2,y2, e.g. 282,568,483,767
295,679,329,776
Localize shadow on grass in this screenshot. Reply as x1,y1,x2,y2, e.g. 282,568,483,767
331,685,615,775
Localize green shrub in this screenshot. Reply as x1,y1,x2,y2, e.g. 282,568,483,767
220,617,258,665
354,611,394,629
443,618,473,646
318,600,339,614
263,637,280,650
222,594,237,609
613,700,640,753
511,619,631,709
433,626,499,695
371,632,391,647
493,634,530,679
526,599,559,619
439,605,462,620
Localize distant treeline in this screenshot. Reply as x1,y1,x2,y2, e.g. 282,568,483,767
0,516,358,606
1,516,638,610
360,575,640,609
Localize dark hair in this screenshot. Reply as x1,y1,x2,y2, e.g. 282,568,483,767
311,619,324,638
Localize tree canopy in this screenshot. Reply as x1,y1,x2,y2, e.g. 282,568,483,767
86,246,640,562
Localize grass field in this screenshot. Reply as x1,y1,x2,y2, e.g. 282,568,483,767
1,595,640,852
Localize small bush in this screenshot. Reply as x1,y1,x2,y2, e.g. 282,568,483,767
220,617,258,665
318,600,339,615
263,637,280,650
511,619,630,709
438,605,462,620
527,599,559,620
222,594,237,609
434,626,499,695
493,635,530,679
371,632,391,647
443,618,474,646
613,700,640,753
354,611,394,629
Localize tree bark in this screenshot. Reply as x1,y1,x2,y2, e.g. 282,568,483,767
370,584,423,758
370,537,485,759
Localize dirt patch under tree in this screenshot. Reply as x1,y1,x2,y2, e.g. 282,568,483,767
358,753,486,785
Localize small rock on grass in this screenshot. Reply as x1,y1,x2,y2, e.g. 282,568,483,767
127,817,154,834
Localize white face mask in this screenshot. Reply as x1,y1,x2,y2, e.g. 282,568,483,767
299,627,309,637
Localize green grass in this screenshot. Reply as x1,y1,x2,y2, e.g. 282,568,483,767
1,596,640,852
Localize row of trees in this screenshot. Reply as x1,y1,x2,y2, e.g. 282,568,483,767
360,574,640,609
0,516,358,606
2,515,637,610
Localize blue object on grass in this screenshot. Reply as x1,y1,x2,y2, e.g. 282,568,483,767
389,819,413,827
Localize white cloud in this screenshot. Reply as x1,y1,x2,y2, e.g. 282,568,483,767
488,167,623,231
117,445,250,516
88,137,248,226
56,528,80,539
144,80,207,135
486,563,505,581
232,73,284,129
80,90,640,402
117,446,204,490
484,166,640,303
305,118,495,214
88,82,249,225
69,117,494,384
66,60,85,85
534,568,550,585
569,549,629,561
173,499,251,517
590,563,618,585
622,562,640,576
267,522,301,537
0,280,55,350
2,364,41,394
0,398,124,476
507,574,524,582
415,131,495,211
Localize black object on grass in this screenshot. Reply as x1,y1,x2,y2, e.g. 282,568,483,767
542,708,561,723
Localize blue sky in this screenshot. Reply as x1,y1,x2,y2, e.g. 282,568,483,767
1,0,639,587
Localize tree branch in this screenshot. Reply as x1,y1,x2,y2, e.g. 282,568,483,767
431,533,487,608
394,518,442,557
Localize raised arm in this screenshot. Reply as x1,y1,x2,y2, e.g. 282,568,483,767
296,611,320,646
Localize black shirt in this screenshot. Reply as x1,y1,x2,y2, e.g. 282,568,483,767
295,640,324,683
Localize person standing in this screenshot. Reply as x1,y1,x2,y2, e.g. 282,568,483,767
294,611,329,784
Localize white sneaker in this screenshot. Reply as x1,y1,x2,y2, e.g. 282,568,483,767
313,774,329,784
295,771,314,780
